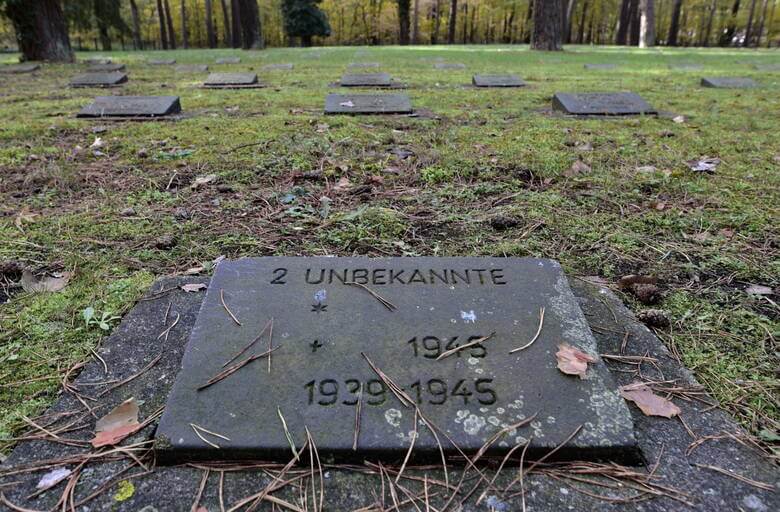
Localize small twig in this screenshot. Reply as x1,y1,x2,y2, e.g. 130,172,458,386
509,307,545,353
222,318,272,368
395,408,419,483
191,469,209,511
692,463,775,491
191,423,230,449
157,313,180,342
277,407,299,461
198,347,278,390
96,354,163,398
436,332,495,360
220,289,242,326
267,317,274,374
344,282,397,311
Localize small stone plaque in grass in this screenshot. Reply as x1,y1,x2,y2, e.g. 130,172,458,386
348,62,380,69
262,63,294,71
340,73,393,87
175,64,209,73
87,63,126,72
754,64,780,72
701,77,758,89
155,257,638,463
325,93,413,115
84,58,112,65
216,57,241,64
0,63,40,74
70,72,128,88
77,96,181,118
669,63,703,71
203,73,263,89
472,75,526,88
150,59,177,65
435,63,466,70
552,92,656,116
584,64,617,70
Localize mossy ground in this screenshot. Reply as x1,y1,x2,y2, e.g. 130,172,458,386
0,45,778,456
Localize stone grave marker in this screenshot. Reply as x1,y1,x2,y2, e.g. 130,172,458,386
0,63,40,74
552,92,656,116
340,73,393,87
84,57,111,65
203,72,263,89
584,64,616,70
435,63,466,70
348,62,380,69
472,74,526,87
87,63,126,72
754,63,780,72
175,64,209,73
701,77,758,89
324,94,413,115
69,72,129,88
216,57,241,64
263,63,294,71
669,63,703,71
156,257,638,463
150,58,177,65
77,96,181,118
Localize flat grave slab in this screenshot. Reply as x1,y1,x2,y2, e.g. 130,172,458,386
435,63,466,70
340,73,393,87
77,95,181,118
202,72,263,89
263,63,294,71
669,63,703,71
584,64,616,70
149,58,176,65
324,93,413,115
552,92,656,116
701,77,758,89
83,57,111,65
0,63,40,74
472,74,526,87
754,63,780,71
348,62,380,69
156,257,638,463
87,63,126,72
69,72,128,88
175,64,209,73
216,57,241,64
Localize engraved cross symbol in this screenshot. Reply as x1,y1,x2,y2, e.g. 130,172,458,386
310,339,323,353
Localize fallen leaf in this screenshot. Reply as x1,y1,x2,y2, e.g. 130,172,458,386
315,123,329,133
556,343,595,379
21,270,72,293
686,157,720,173
619,382,681,418
91,398,141,448
745,284,773,296
191,175,217,190
90,137,105,149
636,165,657,173
181,283,207,293
672,115,685,124
332,177,353,194
617,275,658,290
36,468,72,491
565,159,591,177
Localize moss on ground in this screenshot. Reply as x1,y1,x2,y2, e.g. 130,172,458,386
0,45,778,455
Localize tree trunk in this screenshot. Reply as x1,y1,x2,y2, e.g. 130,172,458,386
578,0,590,43
129,0,143,50
163,0,177,48
462,2,468,42
565,0,578,43
3,0,73,62
638,0,655,47
398,0,411,44
701,0,717,46
412,0,420,43
95,4,112,51
447,0,458,43
302,35,312,47
156,0,169,49
205,0,217,48
755,0,770,46
181,0,189,48
231,0,242,48
667,0,683,46
616,0,631,44
629,0,640,45
432,0,442,44
744,0,758,46
220,0,232,46
531,0,563,50
237,0,263,49
720,0,741,46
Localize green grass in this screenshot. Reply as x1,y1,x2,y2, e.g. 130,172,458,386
1,45,778,455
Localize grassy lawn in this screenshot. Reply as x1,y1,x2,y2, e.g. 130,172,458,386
0,45,778,457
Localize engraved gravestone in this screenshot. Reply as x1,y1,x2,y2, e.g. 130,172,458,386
584,64,616,70
216,57,241,64
175,64,209,73
325,94,413,115
84,58,111,65
0,63,40,74
701,77,758,89
87,63,126,72
156,257,638,463
754,64,780,72
150,59,177,65
203,73,262,88
340,73,393,87
552,92,656,115
263,63,294,71
77,96,181,118
70,72,128,88
472,75,526,87
435,63,466,70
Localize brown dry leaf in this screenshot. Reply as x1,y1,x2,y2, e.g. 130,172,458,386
565,159,591,177
14,207,38,231
191,175,217,190
617,274,658,290
556,343,595,379
21,270,72,293
180,283,207,293
619,382,681,418
332,176,353,194
91,397,141,448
